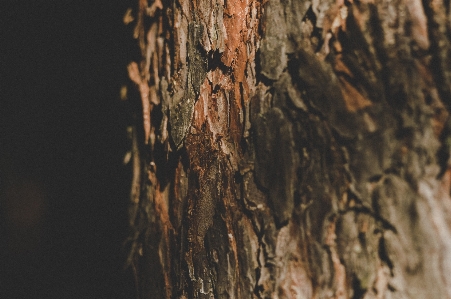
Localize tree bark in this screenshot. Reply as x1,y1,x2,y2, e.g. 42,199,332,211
122,0,451,298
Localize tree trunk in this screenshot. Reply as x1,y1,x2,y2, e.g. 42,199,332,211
122,0,451,298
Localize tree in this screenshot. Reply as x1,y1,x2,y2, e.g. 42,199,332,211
121,0,451,297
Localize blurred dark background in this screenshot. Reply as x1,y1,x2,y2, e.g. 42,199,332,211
0,1,135,298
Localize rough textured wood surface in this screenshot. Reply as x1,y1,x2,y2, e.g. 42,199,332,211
122,0,451,297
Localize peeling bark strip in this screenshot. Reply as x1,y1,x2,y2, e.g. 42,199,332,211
122,0,451,298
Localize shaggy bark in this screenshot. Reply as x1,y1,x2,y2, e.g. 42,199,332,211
122,0,451,298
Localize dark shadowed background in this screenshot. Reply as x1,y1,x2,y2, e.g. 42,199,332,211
0,1,135,298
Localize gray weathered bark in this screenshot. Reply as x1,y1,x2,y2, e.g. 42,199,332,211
122,0,451,297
